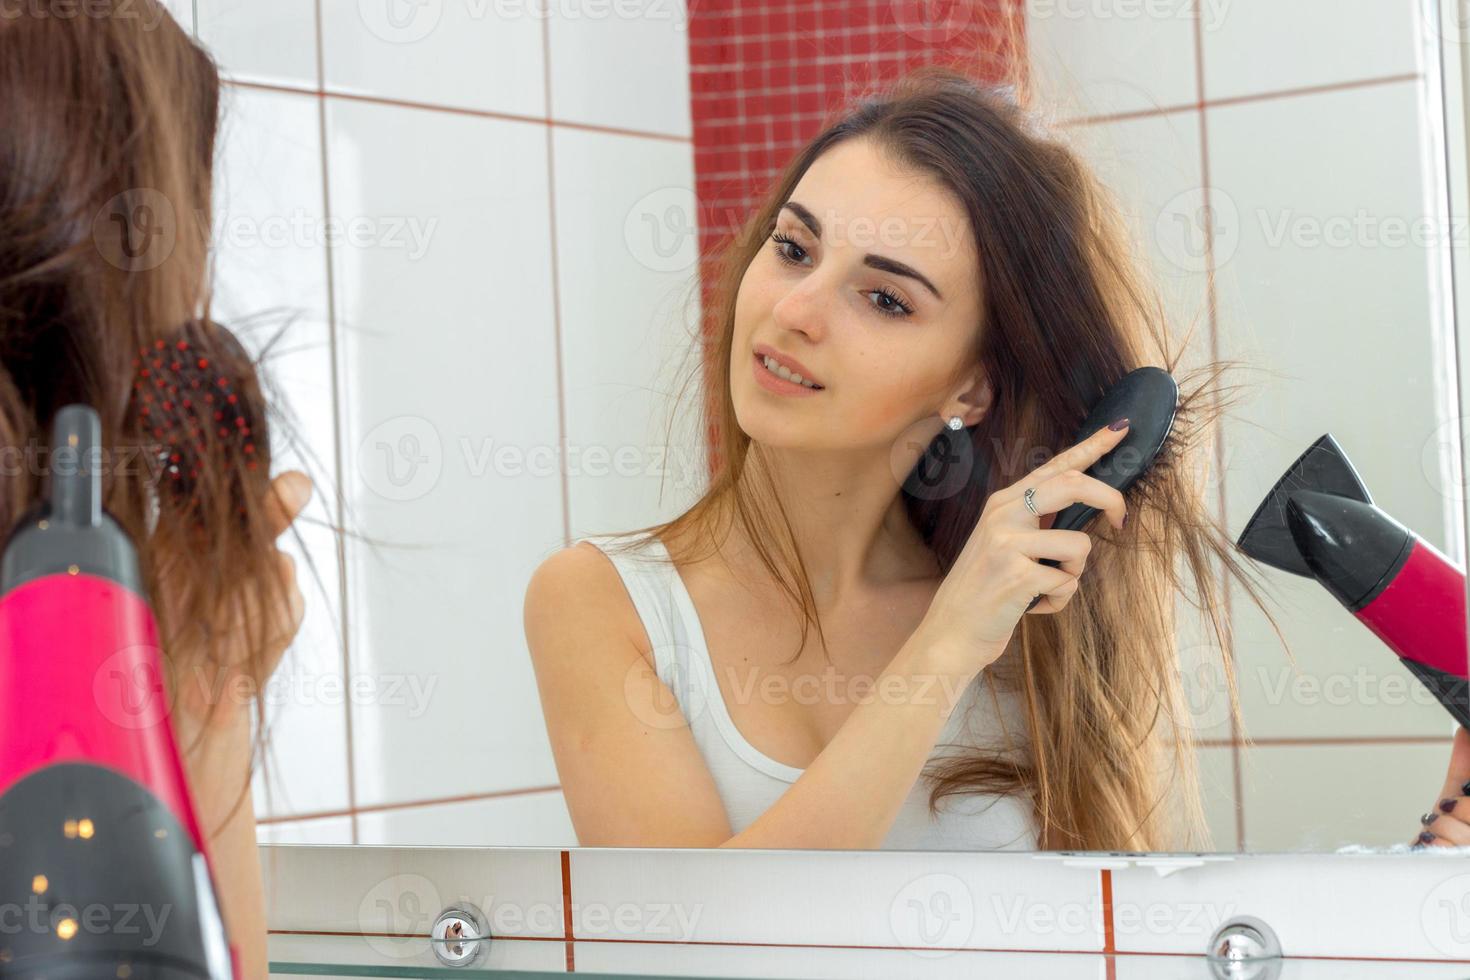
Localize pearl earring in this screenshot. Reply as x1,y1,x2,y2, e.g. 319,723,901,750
946,416,964,431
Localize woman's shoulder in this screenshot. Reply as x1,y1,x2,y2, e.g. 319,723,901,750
523,534,659,669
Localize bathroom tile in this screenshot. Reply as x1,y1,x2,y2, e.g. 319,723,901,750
578,942,1110,978
551,127,706,545
320,1,544,118
1207,80,1455,740
255,815,354,845
259,844,568,940
1116,957,1470,979
1196,745,1240,853
1109,851,1470,960
355,791,578,847
568,849,1105,952
323,99,565,815
1057,109,1215,381
1026,0,1198,122
209,84,352,821
196,0,318,87
160,0,192,33
268,931,566,974
547,0,692,137
1200,0,1423,103
1237,740,1456,853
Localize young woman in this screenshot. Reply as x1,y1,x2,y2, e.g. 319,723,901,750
526,66,1470,853
1,4,312,975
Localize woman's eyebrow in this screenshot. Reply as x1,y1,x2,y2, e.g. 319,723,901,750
781,200,944,301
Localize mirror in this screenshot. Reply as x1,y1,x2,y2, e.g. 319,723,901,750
179,0,1470,853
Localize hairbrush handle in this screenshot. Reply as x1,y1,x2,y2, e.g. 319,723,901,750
1022,367,1179,612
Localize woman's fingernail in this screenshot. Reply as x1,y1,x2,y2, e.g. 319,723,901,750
1108,417,1131,431
1418,830,1438,845
1422,811,1441,825
1440,797,1459,814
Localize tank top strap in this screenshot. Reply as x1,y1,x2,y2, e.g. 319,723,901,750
576,533,684,684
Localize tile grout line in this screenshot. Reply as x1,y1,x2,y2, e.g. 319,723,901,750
1059,72,1424,128
222,78,690,144
256,784,563,826
1189,0,1243,855
309,0,359,847
561,850,576,971
541,0,570,551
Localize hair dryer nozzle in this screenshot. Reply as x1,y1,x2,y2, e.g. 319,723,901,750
1236,433,1373,577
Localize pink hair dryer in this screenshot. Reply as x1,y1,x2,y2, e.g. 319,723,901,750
1237,433,1470,730
0,405,238,978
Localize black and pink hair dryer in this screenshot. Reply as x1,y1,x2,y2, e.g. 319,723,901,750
0,405,238,978
1236,433,1470,729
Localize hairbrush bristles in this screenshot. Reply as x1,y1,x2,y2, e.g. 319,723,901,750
131,320,267,522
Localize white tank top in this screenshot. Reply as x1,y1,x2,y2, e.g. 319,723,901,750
579,533,1039,850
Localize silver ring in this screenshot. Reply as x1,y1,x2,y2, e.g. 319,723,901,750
1023,487,1040,517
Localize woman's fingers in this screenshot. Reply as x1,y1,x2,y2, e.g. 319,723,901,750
993,420,1130,506
1017,528,1092,578
1413,726,1470,848
1028,574,1080,615
263,470,314,539
1015,470,1127,531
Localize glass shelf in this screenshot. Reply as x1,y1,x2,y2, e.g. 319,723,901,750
267,934,1467,979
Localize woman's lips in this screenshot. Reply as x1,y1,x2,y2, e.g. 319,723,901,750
752,351,824,397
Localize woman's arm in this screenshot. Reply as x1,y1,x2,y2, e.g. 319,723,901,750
525,543,979,850
173,702,269,979
163,471,312,979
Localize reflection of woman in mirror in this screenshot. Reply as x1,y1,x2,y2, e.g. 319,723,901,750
1,4,314,973
527,64,1281,854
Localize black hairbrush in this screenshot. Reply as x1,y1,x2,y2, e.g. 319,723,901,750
1026,366,1179,610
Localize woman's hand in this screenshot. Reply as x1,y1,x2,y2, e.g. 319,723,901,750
1412,725,1470,848
170,469,312,732
914,419,1131,678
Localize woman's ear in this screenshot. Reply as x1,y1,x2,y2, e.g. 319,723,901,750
946,369,993,427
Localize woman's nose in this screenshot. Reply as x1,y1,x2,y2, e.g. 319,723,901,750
770,271,829,341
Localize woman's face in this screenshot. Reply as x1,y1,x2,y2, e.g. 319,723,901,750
730,137,985,454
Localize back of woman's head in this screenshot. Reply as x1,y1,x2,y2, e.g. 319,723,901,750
0,1,290,792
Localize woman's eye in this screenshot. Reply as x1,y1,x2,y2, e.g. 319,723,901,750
769,231,808,266
769,231,914,319
868,287,915,319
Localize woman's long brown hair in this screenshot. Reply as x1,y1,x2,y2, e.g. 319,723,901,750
0,0,320,835
599,63,1286,851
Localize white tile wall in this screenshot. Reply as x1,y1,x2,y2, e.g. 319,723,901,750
319,1,545,116
1200,0,1423,101
191,4,698,845
568,849,1105,951
1026,0,1197,120
196,0,318,87
327,95,564,811
545,0,693,137
354,792,577,847
1027,0,1465,853
209,84,352,822
552,126,706,547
